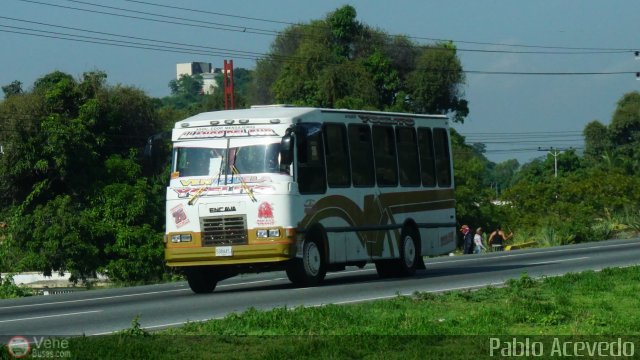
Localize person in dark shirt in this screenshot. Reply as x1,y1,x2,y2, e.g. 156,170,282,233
460,224,474,254
488,225,513,251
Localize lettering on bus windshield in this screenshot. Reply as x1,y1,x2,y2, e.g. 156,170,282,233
178,126,277,139
179,176,273,186
358,115,415,127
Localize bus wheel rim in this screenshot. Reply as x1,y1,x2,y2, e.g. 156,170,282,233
306,242,321,276
403,236,415,268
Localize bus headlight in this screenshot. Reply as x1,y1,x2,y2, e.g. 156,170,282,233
171,234,192,243
268,229,280,238
256,229,268,238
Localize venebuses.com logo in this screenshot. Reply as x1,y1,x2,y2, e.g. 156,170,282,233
5,335,71,359
6,336,30,358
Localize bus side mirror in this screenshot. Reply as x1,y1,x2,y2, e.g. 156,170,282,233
143,131,171,175
280,134,294,166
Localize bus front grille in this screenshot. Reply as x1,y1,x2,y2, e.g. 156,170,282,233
201,215,248,246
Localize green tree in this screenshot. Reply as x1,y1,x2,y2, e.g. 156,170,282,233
451,130,508,244
609,92,640,151
165,74,205,111
0,70,166,282
405,42,469,122
583,120,610,161
89,154,165,282
252,5,468,121
489,159,520,195
608,91,640,173
2,80,22,98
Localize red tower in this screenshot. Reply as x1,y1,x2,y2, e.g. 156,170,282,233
223,59,235,110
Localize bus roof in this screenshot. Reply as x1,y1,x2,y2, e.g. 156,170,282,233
174,105,448,129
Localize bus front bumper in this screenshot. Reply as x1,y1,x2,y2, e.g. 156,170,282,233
165,243,295,267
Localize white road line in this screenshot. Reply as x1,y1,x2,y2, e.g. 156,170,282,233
320,282,508,306
92,316,226,336
526,256,590,266
218,278,287,288
0,289,189,310
0,276,298,310
0,310,102,323
426,242,633,265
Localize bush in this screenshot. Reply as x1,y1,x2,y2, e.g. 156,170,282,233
0,275,32,298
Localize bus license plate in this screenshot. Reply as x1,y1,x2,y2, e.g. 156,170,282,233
215,246,233,257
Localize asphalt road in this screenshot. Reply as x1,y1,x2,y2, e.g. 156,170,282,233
1,238,638,339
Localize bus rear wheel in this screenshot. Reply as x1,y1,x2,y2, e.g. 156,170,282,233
396,227,419,276
185,266,218,294
286,236,326,286
375,227,419,278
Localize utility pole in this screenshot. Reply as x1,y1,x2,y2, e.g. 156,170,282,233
538,147,570,177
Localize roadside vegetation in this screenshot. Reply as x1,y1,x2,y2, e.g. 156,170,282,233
27,265,638,359
0,275,32,299
0,4,639,288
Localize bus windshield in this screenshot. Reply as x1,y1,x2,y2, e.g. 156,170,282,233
175,143,281,177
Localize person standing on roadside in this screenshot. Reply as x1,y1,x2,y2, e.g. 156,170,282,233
488,225,513,251
460,225,474,254
474,227,486,254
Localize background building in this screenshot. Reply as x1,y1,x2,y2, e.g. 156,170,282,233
176,62,220,95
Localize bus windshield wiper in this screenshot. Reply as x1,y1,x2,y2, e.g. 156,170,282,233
190,147,225,206
231,165,257,202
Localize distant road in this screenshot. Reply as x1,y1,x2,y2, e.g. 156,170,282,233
0,238,638,339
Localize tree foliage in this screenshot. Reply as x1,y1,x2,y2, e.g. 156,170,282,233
0,71,166,282
495,91,640,243
252,5,469,122
2,80,22,98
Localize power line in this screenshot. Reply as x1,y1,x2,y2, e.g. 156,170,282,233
66,0,279,35
461,130,583,135
0,16,285,59
0,27,260,60
121,0,638,53
121,0,308,27
18,0,278,36
14,0,638,56
1,25,635,77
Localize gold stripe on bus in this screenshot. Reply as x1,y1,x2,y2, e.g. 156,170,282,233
298,189,454,256
389,199,456,214
299,188,454,229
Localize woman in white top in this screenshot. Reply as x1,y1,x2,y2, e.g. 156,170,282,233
473,227,486,254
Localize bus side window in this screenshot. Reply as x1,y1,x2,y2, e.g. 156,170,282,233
297,124,327,194
418,128,437,187
348,124,375,187
396,127,420,187
323,123,350,187
372,125,398,187
433,128,452,187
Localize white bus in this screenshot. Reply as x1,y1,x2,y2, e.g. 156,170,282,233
164,105,456,293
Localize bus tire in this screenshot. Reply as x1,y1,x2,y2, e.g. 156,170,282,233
286,235,326,286
185,266,218,294
375,260,395,278
397,227,419,276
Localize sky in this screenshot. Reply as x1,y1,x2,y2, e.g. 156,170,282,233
1,0,639,164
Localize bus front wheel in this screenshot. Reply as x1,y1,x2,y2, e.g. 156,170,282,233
286,236,326,286
185,266,218,294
